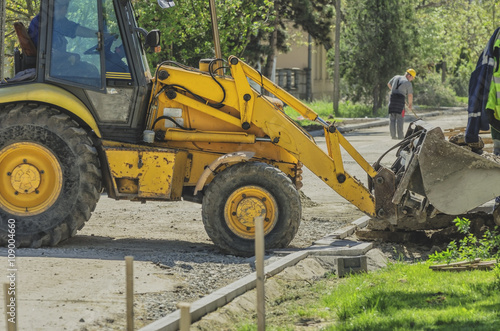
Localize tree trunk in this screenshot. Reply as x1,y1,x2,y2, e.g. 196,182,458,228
0,0,6,81
263,2,279,81
306,35,312,101
333,0,341,117
263,29,276,79
372,85,381,116
372,83,387,116
26,0,35,16
441,60,447,83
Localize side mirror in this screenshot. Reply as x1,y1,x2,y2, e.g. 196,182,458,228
145,29,161,51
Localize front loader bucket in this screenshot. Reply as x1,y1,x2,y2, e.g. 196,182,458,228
391,120,500,215
372,120,500,230
417,126,500,214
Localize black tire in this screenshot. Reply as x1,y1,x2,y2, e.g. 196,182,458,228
0,103,101,247
202,162,301,256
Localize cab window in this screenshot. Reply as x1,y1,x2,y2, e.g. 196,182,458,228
48,0,102,89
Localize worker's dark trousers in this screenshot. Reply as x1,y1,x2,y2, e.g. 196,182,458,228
389,113,404,139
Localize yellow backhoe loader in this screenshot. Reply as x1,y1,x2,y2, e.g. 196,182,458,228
1,0,499,256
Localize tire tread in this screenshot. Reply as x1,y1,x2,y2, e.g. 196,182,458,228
0,103,102,247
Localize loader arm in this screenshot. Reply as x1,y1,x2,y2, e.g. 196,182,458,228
230,57,377,178
229,57,377,216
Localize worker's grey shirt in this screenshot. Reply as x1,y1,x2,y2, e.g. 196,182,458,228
388,75,413,97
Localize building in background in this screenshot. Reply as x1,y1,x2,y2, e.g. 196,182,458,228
275,29,333,101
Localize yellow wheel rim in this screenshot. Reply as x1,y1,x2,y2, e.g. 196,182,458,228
224,185,278,239
0,142,63,216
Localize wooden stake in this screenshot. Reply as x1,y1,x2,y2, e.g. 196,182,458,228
4,283,16,331
177,302,191,331
125,256,134,331
430,258,497,271
255,215,265,331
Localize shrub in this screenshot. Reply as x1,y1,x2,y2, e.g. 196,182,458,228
448,64,474,98
428,217,500,264
413,73,459,107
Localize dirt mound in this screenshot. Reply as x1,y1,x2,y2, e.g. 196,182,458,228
299,190,319,207
357,211,495,253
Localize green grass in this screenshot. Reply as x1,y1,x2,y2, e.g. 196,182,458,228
457,96,468,105
236,263,500,330
283,100,381,128
303,263,499,330
283,98,468,128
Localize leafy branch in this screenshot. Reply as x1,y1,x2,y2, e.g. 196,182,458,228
428,217,500,264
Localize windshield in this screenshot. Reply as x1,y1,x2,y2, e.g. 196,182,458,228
49,0,102,88
128,2,152,79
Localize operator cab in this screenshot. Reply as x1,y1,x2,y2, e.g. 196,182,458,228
6,0,161,143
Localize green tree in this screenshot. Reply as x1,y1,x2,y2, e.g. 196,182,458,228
6,0,36,24
339,0,419,114
133,0,275,68
414,0,500,96
132,0,336,75
3,0,38,76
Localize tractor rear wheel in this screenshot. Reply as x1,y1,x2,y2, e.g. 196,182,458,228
0,103,101,247
202,162,301,256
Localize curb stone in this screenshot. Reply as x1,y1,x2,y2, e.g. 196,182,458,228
139,215,373,331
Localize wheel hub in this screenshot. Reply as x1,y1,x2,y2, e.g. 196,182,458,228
235,197,267,227
0,142,63,216
10,163,41,194
225,186,278,239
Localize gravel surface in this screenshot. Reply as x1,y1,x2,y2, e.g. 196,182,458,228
74,200,357,330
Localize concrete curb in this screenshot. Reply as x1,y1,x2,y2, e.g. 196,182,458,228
139,215,373,331
140,250,309,331
312,215,371,244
